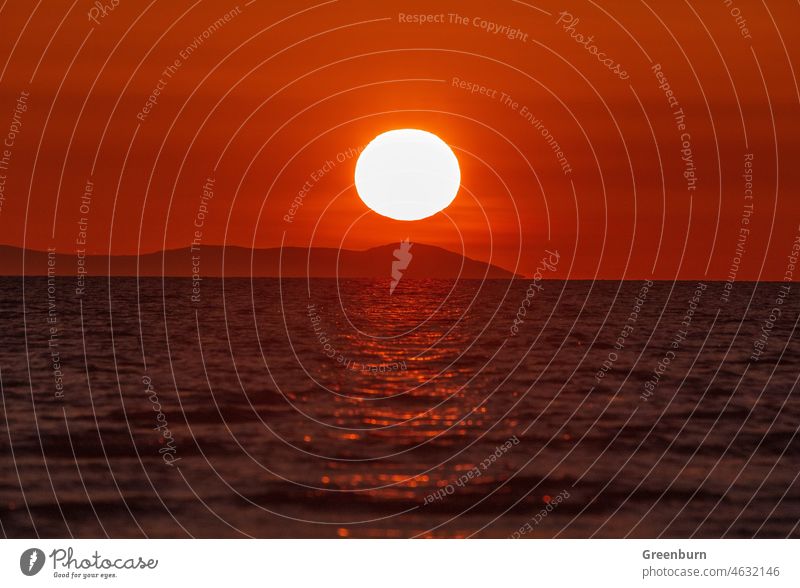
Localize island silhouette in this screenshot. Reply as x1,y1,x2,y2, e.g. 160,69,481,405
0,243,520,279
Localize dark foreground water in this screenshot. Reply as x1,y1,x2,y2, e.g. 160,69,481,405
1,277,798,538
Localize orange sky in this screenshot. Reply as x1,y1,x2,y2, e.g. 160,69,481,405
0,0,798,278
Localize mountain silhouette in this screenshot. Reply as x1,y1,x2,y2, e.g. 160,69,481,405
0,243,520,278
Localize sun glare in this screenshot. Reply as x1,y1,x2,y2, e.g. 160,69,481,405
354,129,461,221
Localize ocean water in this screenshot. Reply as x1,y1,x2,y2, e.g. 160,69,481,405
1,277,798,538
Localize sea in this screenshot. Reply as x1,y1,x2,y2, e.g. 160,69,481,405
1,277,798,538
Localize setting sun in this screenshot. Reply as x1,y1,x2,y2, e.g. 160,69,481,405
354,129,461,221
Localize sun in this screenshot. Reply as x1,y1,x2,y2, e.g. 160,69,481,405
354,129,460,221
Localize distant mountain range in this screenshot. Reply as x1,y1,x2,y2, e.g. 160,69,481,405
0,243,520,278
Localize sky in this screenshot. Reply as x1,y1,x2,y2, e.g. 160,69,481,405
0,0,798,279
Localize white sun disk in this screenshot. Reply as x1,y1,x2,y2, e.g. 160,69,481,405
354,129,460,221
